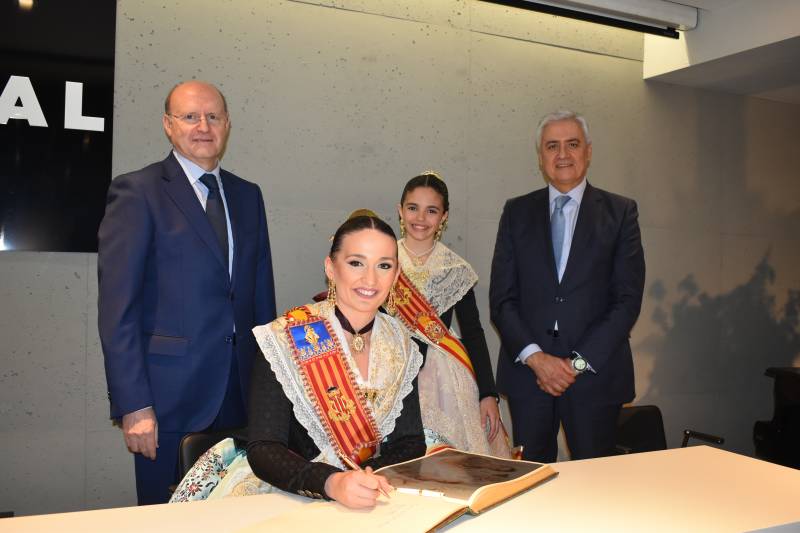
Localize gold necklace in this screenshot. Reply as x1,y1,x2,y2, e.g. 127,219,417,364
402,241,436,267
334,306,374,353
362,388,380,403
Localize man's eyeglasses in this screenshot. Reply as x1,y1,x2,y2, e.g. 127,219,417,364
166,112,227,126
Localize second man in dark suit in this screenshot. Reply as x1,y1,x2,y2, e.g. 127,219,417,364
490,110,645,462
98,81,276,504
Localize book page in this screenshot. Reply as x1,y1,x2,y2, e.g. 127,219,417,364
377,449,547,502
235,491,466,533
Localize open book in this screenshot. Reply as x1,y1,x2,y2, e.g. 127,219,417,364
240,448,556,533
376,448,557,518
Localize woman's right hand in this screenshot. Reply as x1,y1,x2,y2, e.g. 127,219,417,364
324,467,392,509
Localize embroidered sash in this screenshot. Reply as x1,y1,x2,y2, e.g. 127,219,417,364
283,306,380,465
391,270,475,378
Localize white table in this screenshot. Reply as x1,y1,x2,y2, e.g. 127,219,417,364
447,446,800,532
3,447,799,532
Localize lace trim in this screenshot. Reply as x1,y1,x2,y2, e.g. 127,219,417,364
252,302,422,465
398,240,478,314
374,313,423,443
252,319,335,465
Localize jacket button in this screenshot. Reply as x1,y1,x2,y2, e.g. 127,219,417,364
224,335,233,344
229,291,235,301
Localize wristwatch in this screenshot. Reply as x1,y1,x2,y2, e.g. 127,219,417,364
570,351,589,374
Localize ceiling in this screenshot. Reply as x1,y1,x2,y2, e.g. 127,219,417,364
655,0,800,105
651,34,800,105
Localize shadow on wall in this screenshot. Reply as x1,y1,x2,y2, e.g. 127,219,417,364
637,252,800,455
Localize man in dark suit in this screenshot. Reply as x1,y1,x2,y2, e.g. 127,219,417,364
98,81,276,504
490,110,644,462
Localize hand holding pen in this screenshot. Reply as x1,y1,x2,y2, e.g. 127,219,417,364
325,457,394,509
341,454,393,499
322,454,393,509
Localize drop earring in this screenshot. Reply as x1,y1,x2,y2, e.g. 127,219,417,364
385,285,396,315
434,219,448,241
327,278,336,304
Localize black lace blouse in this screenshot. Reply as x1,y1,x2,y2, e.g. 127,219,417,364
246,349,426,500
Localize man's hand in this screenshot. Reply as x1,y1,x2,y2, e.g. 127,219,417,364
324,467,393,509
480,396,501,442
122,407,158,460
526,352,575,396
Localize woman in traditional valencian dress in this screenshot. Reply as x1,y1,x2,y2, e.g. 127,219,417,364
393,172,511,458
171,211,425,508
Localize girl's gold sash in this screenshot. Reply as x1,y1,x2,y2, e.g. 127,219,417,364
391,271,475,378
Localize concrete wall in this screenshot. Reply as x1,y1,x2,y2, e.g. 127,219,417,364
2,0,798,516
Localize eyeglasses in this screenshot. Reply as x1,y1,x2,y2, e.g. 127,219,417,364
166,112,227,126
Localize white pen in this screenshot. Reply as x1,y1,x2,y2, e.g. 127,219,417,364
397,487,445,497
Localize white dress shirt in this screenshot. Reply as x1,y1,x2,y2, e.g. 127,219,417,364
518,178,587,364
172,150,234,277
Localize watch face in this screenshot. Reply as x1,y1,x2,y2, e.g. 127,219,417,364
573,357,587,371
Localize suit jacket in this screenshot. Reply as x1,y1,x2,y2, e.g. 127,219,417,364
490,182,644,404
98,153,277,432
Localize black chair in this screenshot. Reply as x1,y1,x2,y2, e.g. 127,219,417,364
754,367,800,469
615,405,724,455
176,427,248,481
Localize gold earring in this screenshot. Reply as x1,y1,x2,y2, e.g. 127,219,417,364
399,216,406,238
434,219,447,242
327,278,336,304
385,285,396,315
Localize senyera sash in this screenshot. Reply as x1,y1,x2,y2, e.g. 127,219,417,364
391,270,475,379
392,272,522,459
283,306,380,466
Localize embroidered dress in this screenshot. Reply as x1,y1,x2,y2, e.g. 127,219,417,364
173,300,423,500
170,437,245,502
399,239,511,458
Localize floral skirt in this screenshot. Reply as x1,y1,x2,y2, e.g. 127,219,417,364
169,438,275,502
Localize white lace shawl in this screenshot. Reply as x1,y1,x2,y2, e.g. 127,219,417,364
251,301,423,469
398,240,479,315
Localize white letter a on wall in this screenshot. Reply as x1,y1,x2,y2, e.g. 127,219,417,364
0,75,48,127
64,81,104,132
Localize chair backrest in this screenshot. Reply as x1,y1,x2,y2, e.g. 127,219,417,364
616,405,667,454
177,427,248,479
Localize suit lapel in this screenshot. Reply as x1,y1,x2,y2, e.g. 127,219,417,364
531,189,560,284
220,170,239,288
160,153,228,272
561,182,598,287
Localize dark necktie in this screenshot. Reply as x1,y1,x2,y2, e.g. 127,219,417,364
551,195,570,274
199,173,229,271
